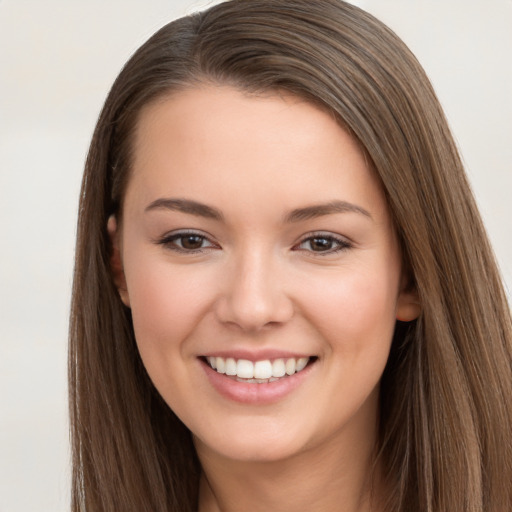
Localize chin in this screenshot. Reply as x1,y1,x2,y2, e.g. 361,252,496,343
193,417,313,464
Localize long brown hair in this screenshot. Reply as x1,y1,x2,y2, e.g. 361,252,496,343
69,1,512,510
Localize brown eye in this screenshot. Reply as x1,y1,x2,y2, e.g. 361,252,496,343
296,233,352,254
180,235,206,250
309,237,334,251
158,231,216,252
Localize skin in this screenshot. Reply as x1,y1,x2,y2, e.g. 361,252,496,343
109,85,420,512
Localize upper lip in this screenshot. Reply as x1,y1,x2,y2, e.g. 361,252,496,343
200,349,314,362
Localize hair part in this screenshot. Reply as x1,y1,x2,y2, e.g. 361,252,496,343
70,1,512,510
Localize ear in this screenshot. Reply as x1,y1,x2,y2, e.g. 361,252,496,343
107,215,130,307
396,275,421,322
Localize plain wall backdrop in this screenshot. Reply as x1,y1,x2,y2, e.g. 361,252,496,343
0,1,510,510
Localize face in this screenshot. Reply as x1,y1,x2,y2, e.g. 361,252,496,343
110,85,419,463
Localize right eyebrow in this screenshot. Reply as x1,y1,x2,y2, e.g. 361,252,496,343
284,200,372,223
144,198,224,221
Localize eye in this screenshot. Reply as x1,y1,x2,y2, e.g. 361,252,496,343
295,233,352,254
157,231,218,253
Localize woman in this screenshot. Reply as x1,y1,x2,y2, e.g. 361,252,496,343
69,1,512,511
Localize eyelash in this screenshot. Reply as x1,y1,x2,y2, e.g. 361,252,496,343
156,231,352,255
156,231,218,253
293,232,352,255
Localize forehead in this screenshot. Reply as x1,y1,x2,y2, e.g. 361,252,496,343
133,85,354,165
125,85,388,220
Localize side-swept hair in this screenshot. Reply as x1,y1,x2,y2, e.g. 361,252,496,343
69,1,512,510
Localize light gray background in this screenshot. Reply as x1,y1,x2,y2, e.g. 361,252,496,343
1,1,510,511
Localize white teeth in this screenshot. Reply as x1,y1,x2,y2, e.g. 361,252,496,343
272,359,286,377
296,357,309,372
216,357,225,374
285,358,296,375
254,360,273,379
236,377,279,384
206,356,311,381
225,357,237,376
236,359,254,379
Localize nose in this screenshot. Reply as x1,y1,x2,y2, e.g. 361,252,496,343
214,250,294,332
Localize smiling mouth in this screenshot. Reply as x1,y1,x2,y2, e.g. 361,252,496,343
202,356,317,383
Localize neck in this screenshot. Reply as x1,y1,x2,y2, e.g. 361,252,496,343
196,421,384,512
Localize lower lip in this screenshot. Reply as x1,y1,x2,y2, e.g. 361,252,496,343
200,359,315,405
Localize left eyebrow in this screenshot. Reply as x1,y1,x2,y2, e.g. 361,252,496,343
284,200,372,223
144,198,224,221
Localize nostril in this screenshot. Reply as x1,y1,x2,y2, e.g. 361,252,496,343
214,289,294,331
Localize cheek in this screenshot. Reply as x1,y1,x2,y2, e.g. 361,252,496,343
298,262,400,352
122,252,215,358
122,255,219,411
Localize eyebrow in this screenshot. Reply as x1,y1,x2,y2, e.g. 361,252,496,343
284,200,372,223
144,198,224,220
144,197,371,223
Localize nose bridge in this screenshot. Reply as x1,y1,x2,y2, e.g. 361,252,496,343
216,243,293,331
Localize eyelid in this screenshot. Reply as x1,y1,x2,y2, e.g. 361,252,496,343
153,229,352,255
154,229,220,253
293,231,353,255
